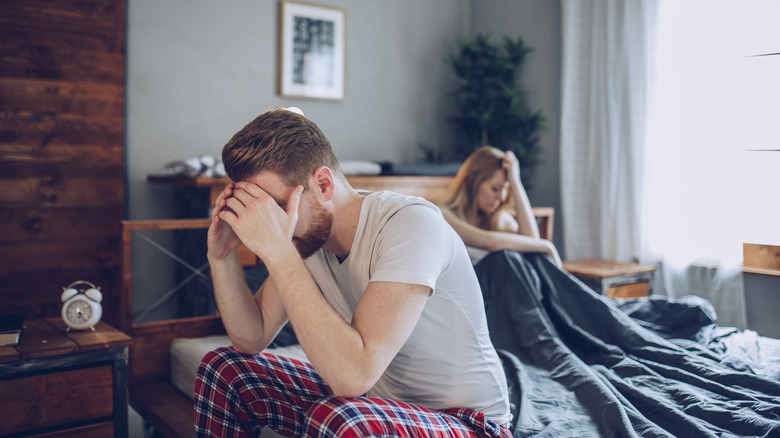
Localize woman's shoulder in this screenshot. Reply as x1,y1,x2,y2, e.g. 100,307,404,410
439,206,462,223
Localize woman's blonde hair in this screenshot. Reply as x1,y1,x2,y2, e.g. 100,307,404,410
443,145,510,230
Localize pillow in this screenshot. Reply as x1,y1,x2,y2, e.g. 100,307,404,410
340,160,382,176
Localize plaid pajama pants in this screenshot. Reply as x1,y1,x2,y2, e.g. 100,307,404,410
194,346,511,438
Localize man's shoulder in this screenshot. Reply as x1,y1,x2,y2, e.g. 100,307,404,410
363,190,440,219
362,192,453,249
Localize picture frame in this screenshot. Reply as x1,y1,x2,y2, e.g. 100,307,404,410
279,1,346,101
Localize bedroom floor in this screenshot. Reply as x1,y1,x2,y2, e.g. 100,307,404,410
128,406,283,437
129,407,143,438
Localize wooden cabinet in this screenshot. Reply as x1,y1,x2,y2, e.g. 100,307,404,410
0,319,131,437
562,259,656,299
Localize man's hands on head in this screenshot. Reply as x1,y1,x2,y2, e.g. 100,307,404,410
211,181,304,264
207,183,243,262
207,181,291,356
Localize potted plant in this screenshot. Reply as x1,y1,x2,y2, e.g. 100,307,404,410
448,33,544,188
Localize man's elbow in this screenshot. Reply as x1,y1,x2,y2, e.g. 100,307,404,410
230,336,265,356
329,380,371,399
327,372,375,399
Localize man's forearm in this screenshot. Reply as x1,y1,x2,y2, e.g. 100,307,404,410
263,245,376,396
209,253,267,352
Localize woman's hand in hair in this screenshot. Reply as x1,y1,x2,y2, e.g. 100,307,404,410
502,150,540,239
502,150,522,188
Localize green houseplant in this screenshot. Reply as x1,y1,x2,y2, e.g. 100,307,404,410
448,33,544,187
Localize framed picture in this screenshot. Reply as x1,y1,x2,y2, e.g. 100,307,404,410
279,1,346,100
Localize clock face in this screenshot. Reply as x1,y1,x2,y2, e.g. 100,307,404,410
66,300,93,324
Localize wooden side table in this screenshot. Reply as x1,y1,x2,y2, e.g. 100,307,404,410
0,318,132,437
563,259,657,299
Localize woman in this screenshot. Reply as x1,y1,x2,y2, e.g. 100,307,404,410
442,145,561,266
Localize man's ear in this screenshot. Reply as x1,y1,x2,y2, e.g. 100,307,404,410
312,166,335,201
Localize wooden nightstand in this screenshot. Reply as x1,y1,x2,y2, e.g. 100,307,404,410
0,318,132,437
563,259,657,299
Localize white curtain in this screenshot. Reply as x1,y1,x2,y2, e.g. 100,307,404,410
560,0,658,262
641,0,780,329
561,0,780,329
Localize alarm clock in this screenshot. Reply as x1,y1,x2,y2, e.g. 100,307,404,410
60,280,103,331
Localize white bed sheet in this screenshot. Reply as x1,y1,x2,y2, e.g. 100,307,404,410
170,335,308,398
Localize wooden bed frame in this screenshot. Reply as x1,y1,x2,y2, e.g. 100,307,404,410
123,176,554,437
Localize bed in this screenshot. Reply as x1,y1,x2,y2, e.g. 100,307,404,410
123,176,779,437
125,175,552,437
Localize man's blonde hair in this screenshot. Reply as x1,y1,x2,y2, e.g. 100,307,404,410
222,108,342,188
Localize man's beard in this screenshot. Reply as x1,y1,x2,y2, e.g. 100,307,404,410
292,200,333,259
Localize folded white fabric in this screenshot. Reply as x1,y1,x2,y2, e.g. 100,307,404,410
340,160,382,176
152,154,227,178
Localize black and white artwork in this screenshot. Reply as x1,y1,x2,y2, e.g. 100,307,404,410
280,2,345,100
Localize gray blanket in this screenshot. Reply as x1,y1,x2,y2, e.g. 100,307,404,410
476,250,780,438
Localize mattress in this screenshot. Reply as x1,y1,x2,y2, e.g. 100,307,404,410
170,335,309,398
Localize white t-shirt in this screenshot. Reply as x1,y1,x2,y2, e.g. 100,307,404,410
304,191,511,426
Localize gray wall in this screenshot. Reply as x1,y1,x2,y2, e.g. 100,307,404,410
127,0,469,220
126,0,562,227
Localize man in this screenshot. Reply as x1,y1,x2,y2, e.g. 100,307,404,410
195,107,511,437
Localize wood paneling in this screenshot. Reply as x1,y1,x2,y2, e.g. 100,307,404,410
0,0,125,323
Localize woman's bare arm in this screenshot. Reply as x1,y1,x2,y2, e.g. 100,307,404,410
443,209,561,266
503,151,540,239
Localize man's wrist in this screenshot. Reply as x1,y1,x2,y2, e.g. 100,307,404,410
207,249,239,266
260,242,301,267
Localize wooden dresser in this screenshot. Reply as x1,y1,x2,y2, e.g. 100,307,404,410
0,319,131,437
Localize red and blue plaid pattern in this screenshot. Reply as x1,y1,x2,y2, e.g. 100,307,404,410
194,347,511,437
